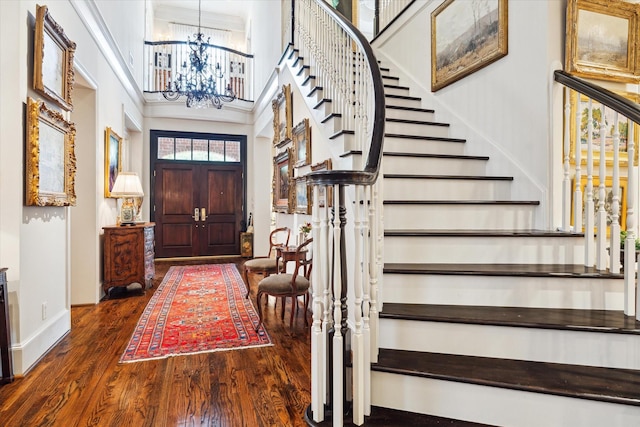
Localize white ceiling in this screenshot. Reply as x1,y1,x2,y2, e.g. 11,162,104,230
152,0,251,22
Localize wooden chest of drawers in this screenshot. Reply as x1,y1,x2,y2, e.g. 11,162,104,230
103,223,155,295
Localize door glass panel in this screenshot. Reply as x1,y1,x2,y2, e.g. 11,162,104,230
209,140,225,161
225,140,241,162
158,137,175,159
192,139,208,161
175,138,192,160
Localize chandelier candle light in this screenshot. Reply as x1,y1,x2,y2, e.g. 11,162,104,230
162,0,236,109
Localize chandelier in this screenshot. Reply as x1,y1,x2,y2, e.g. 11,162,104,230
162,0,236,109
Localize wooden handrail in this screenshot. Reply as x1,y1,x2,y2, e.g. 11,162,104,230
554,70,640,124
304,1,386,187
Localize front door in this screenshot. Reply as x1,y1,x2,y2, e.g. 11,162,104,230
150,130,246,258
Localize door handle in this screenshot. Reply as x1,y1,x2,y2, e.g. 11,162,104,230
192,208,200,221
200,207,207,221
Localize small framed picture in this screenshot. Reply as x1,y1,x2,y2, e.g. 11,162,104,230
33,5,76,111
310,159,333,208
25,97,77,206
273,148,292,213
293,118,311,167
104,127,122,198
292,176,311,214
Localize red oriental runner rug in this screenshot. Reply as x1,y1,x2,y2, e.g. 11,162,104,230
120,263,271,363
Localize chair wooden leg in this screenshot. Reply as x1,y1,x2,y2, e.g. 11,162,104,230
303,292,309,326
290,294,296,329
243,267,250,298
255,291,264,331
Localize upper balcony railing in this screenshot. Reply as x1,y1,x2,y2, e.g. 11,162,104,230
143,40,254,102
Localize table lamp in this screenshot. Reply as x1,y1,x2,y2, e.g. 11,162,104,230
111,172,144,226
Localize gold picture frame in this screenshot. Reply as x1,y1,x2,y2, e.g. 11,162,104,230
104,127,122,198
25,97,76,206
33,4,76,111
293,118,311,167
310,159,333,208
568,90,640,167
273,84,293,146
571,175,627,236
273,148,292,213
292,176,311,214
565,0,639,83
431,0,508,92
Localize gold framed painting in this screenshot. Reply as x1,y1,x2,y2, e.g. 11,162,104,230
292,176,311,215
273,148,292,213
565,0,639,83
273,84,293,146
310,158,333,208
104,127,122,198
33,4,76,111
293,118,311,167
25,97,76,206
571,175,627,235
568,90,640,167
431,0,508,91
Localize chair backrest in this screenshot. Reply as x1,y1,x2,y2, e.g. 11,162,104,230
293,237,313,282
268,227,291,257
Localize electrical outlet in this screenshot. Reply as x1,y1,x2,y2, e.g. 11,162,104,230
42,302,47,320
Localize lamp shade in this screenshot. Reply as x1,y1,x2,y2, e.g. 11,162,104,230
110,172,144,197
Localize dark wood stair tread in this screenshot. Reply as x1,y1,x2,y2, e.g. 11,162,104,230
385,174,512,181
384,262,616,277
384,229,582,237
384,200,540,205
380,303,638,333
383,152,488,160
374,349,640,406
385,133,466,142
304,405,494,427
386,105,434,113
386,117,449,127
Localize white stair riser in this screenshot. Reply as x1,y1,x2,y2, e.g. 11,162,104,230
322,115,343,133
385,96,422,109
383,204,536,230
385,108,435,122
382,273,624,310
382,76,400,85
378,320,640,370
315,99,332,116
384,86,411,97
383,137,466,155
307,88,324,105
383,157,486,175
371,372,640,427
385,121,450,138
384,178,512,200
383,235,584,264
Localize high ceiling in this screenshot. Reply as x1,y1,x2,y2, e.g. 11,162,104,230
152,0,250,22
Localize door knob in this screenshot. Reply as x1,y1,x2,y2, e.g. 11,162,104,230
200,207,207,221
192,208,200,221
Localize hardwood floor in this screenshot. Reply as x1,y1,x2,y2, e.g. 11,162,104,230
0,259,312,427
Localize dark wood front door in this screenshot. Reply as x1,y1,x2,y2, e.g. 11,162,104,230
154,163,243,258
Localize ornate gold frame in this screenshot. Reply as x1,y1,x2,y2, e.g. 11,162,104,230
25,97,76,206
293,118,311,167
273,148,292,213
568,90,640,167
565,0,639,83
431,0,508,92
33,4,76,111
292,176,311,215
104,127,122,198
273,84,292,146
310,159,333,208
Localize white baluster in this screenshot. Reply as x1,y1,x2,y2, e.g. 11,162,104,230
562,87,571,231
352,185,364,425
311,185,324,422
332,184,343,427
585,99,595,266
610,112,620,273
574,91,583,233
362,185,372,415
626,122,638,317
596,106,607,270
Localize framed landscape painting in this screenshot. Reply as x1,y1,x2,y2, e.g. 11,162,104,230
292,176,311,214
565,0,639,83
104,127,122,198
293,118,311,167
33,4,76,111
273,148,292,213
272,84,292,146
431,0,508,91
25,97,76,206
310,159,333,208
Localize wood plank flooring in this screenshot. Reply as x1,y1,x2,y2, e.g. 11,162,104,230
0,259,312,427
